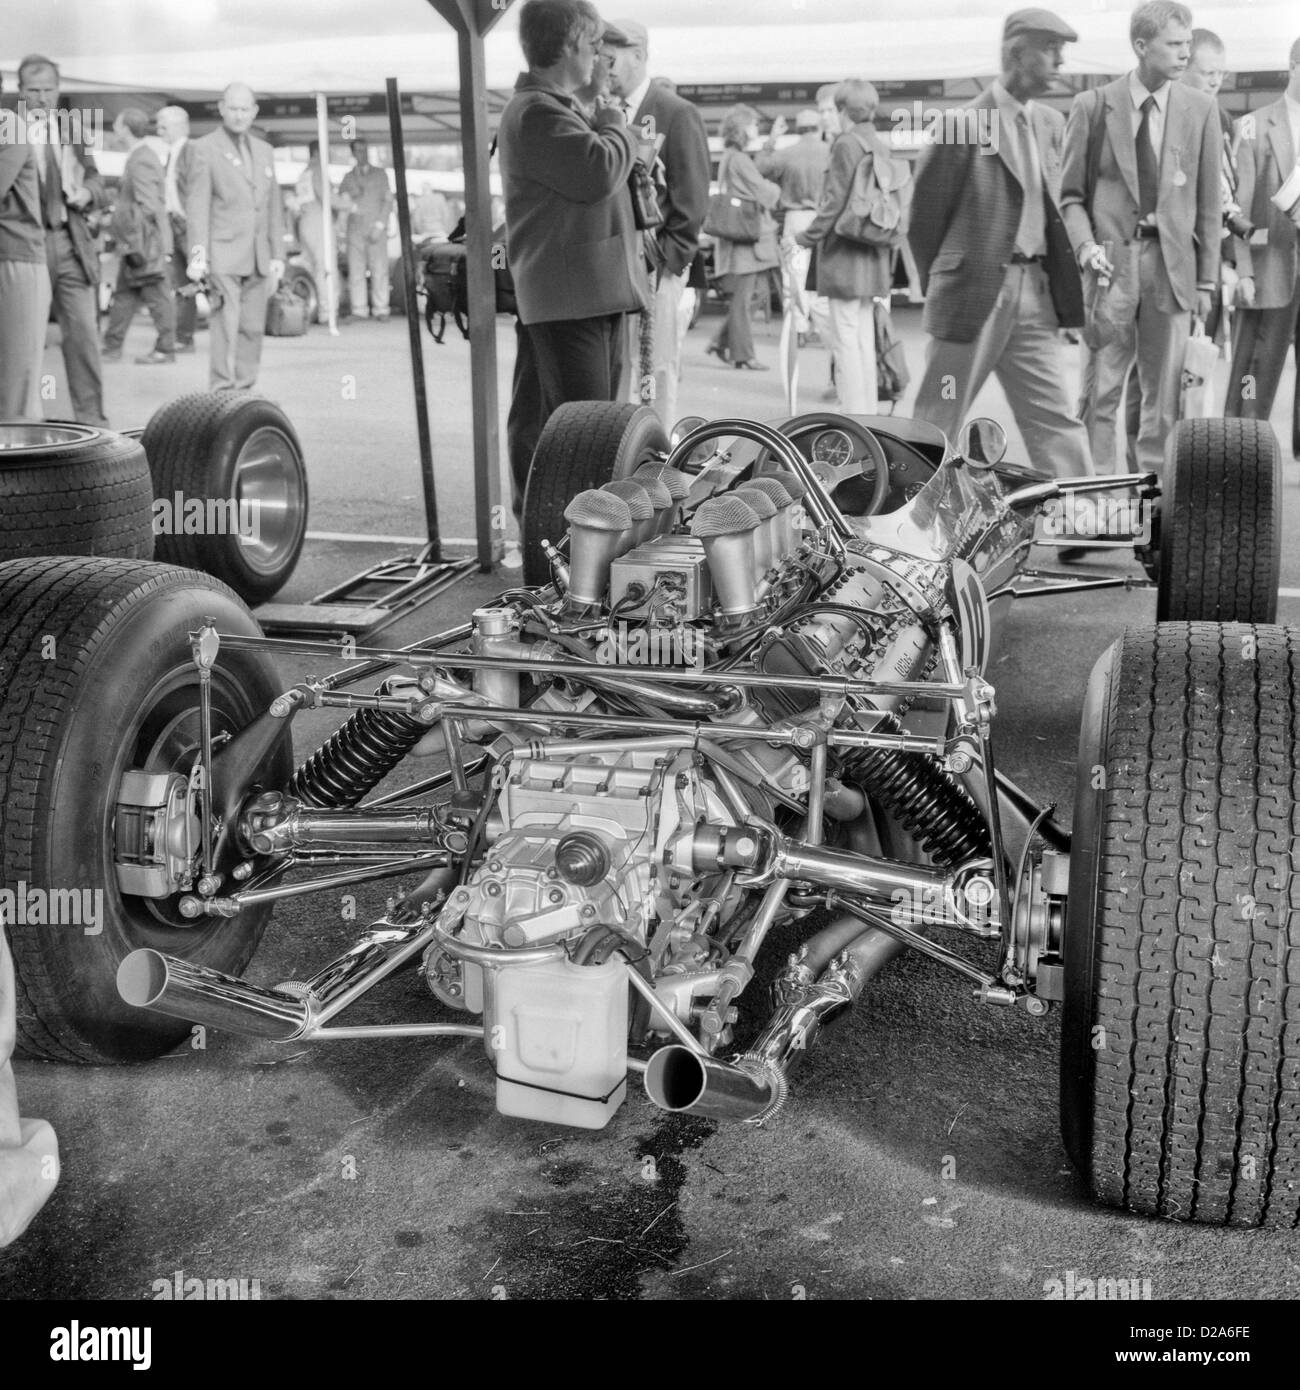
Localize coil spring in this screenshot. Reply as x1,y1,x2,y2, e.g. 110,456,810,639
288,705,427,808
847,714,990,866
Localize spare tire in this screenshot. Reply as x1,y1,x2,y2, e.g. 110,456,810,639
142,391,308,605
521,402,669,587
0,421,154,561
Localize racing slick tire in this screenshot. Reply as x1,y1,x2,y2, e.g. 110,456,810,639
522,402,670,588
142,391,309,605
0,556,292,1064
283,262,320,325
1149,418,1279,623
0,422,154,562
1061,623,1300,1227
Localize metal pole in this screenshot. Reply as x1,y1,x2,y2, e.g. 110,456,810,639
385,76,443,561
314,93,339,336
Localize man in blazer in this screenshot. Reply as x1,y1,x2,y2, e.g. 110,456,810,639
499,0,646,515
19,54,108,427
606,18,709,426
1225,39,1300,428
1060,1,1221,476
0,74,51,419
910,8,1090,478
102,109,175,364
186,83,284,391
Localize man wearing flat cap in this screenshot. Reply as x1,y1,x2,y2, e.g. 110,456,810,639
498,0,647,517
910,8,1092,480
1061,1,1221,476
605,17,710,427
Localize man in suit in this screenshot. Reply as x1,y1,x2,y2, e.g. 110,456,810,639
101,109,175,365
605,17,709,426
185,83,284,391
0,74,51,419
18,54,108,427
1061,1,1221,477
910,9,1090,478
499,0,646,515
1225,37,1300,429
155,106,198,353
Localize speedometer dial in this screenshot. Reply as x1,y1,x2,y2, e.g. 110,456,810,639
811,429,854,470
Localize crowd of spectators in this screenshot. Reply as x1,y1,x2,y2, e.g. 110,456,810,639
1,0,1297,504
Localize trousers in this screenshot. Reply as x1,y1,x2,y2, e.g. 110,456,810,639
1225,277,1300,420
346,221,389,316
0,259,51,418
45,226,105,426
103,268,175,354
624,267,690,427
208,271,269,390
915,261,1091,476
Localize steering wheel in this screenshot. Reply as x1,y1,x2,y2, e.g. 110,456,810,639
757,413,892,519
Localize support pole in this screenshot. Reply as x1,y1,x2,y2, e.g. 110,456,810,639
453,19,504,571
386,76,443,561
314,93,339,336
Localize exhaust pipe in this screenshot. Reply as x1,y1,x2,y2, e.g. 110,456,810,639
118,916,439,1041
644,920,906,1122
644,1046,782,1122
117,949,310,1041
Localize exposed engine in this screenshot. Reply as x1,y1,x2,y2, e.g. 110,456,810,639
117,415,1050,1133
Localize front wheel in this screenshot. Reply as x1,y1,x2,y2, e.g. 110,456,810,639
1062,623,1300,1227
0,556,292,1063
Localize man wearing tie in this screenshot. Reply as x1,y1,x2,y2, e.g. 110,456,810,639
155,106,198,353
18,54,108,427
1060,1,1221,477
185,83,284,391
604,17,709,426
1225,37,1300,430
909,9,1090,478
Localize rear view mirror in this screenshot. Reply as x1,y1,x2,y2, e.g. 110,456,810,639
957,418,1007,468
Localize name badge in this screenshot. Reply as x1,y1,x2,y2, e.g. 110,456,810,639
1172,169,1187,187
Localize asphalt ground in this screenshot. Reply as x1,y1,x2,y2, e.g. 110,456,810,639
4,295,1300,1315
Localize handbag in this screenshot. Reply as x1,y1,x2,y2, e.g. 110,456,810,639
1180,318,1220,418
702,154,761,244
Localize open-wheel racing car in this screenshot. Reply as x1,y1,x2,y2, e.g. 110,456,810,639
1,399,1294,1228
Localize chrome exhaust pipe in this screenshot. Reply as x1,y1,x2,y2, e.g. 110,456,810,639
117,949,310,1041
643,920,905,1123
644,1046,782,1122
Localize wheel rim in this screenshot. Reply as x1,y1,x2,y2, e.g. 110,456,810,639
233,425,305,577
0,422,101,450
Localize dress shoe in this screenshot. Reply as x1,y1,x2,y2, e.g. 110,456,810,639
705,341,730,363
175,341,196,354
135,350,176,364
373,313,390,322
734,359,770,371
796,332,808,348
101,348,123,362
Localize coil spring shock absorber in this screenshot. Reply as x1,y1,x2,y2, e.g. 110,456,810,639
288,689,427,808
847,713,990,866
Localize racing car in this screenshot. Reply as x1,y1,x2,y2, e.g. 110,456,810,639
0,398,1292,1228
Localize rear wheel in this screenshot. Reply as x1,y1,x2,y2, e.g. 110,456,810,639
0,556,292,1063
283,263,319,325
1062,623,1300,1227
0,422,154,561
1149,418,1279,622
521,402,669,588
142,391,308,605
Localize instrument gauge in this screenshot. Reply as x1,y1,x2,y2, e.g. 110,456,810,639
810,429,854,470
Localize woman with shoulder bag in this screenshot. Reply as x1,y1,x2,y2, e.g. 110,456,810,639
796,79,894,412
705,104,781,371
